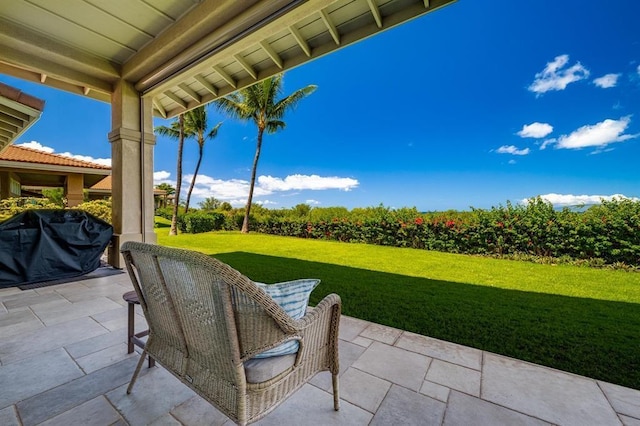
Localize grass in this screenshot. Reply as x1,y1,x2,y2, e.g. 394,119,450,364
156,229,640,390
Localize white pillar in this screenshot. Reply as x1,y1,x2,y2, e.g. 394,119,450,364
108,80,156,267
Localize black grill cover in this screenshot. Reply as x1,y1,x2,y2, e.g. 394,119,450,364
0,209,113,287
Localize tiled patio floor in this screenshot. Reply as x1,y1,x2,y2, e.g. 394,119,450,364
1,273,639,426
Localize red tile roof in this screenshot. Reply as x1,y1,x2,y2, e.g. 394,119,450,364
0,145,110,170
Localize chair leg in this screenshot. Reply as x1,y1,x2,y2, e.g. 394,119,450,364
332,373,340,411
127,347,148,395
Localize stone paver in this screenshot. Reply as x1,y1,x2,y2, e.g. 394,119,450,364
256,384,373,426
0,405,20,426
171,395,235,426
38,396,124,426
0,348,83,409
482,353,621,426
339,368,391,413
426,358,481,396
359,322,402,345
443,391,551,426
396,331,482,370
370,384,446,425
352,341,430,391
599,381,640,420
0,278,637,426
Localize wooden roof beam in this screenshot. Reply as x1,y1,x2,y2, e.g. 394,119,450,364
163,91,188,109
152,98,167,119
213,65,237,89
259,40,283,69
194,75,218,96
319,9,340,45
178,83,202,102
289,25,311,57
233,54,257,80
366,0,383,28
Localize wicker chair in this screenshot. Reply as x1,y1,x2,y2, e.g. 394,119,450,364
121,241,341,425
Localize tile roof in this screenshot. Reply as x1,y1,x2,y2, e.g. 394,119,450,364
90,175,167,195
0,145,110,170
0,82,45,111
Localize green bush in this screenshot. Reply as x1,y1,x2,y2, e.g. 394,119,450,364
249,198,640,268
179,211,225,234
74,199,112,223
0,197,59,222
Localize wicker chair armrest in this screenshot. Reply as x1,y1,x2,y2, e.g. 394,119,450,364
296,293,341,330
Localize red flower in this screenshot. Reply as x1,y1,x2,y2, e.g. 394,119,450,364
415,217,424,225
446,220,456,228
497,221,504,228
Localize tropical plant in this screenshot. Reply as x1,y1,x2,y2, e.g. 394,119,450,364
199,197,221,210
155,183,175,196
41,187,65,207
155,114,185,235
214,74,316,233
181,107,222,213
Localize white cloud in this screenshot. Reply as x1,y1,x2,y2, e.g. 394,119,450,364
256,200,278,205
517,122,553,138
16,140,111,166
549,116,638,150
496,145,530,155
528,54,590,95
58,152,111,167
593,73,620,88
306,199,321,205
182,173,359,205
258,174,359,192
637,64,640,75
508,159,517,165
523,193,639,207
17,141,54,153
539,138,556,150
153,171,175,186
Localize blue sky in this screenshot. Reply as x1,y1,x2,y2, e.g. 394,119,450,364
3,0,639,211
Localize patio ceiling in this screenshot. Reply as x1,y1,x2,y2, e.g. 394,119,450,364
0,0,456,119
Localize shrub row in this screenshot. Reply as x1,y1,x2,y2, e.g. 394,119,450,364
251,198,640,267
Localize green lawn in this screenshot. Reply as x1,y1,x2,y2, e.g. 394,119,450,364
156,229,640,390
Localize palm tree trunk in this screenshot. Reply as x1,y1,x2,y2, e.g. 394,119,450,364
185,140,203,214
242,127,264,233
169,114,185,236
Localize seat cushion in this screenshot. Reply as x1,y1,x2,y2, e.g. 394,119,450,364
244,353,297,383
253,279,320,358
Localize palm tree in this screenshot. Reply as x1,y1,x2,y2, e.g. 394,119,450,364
182,107,222,213
214,74,316,233
155,114,185,235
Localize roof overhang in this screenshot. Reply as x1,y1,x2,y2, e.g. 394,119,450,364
0,0,456,119
0,82,45,151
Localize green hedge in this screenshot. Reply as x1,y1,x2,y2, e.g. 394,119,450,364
179,211,225,234
252,198,640,267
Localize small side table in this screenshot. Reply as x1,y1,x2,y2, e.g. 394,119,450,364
123,290,155,368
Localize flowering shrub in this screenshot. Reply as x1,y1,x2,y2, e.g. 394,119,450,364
251,198,640,267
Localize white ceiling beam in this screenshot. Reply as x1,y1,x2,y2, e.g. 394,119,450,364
289,25,311,57
152,98,167,119
212,65,237,88
319,9,340,45
259,40,283,69
366,0,383,28
163,91,188,109
83,87,91,96
40,73,47,83
0,111,25,128
233,54,257,80
424,0,430,7
178,83,202,102
194,75,218,96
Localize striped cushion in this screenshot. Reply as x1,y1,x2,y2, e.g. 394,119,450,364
253,279,320,358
